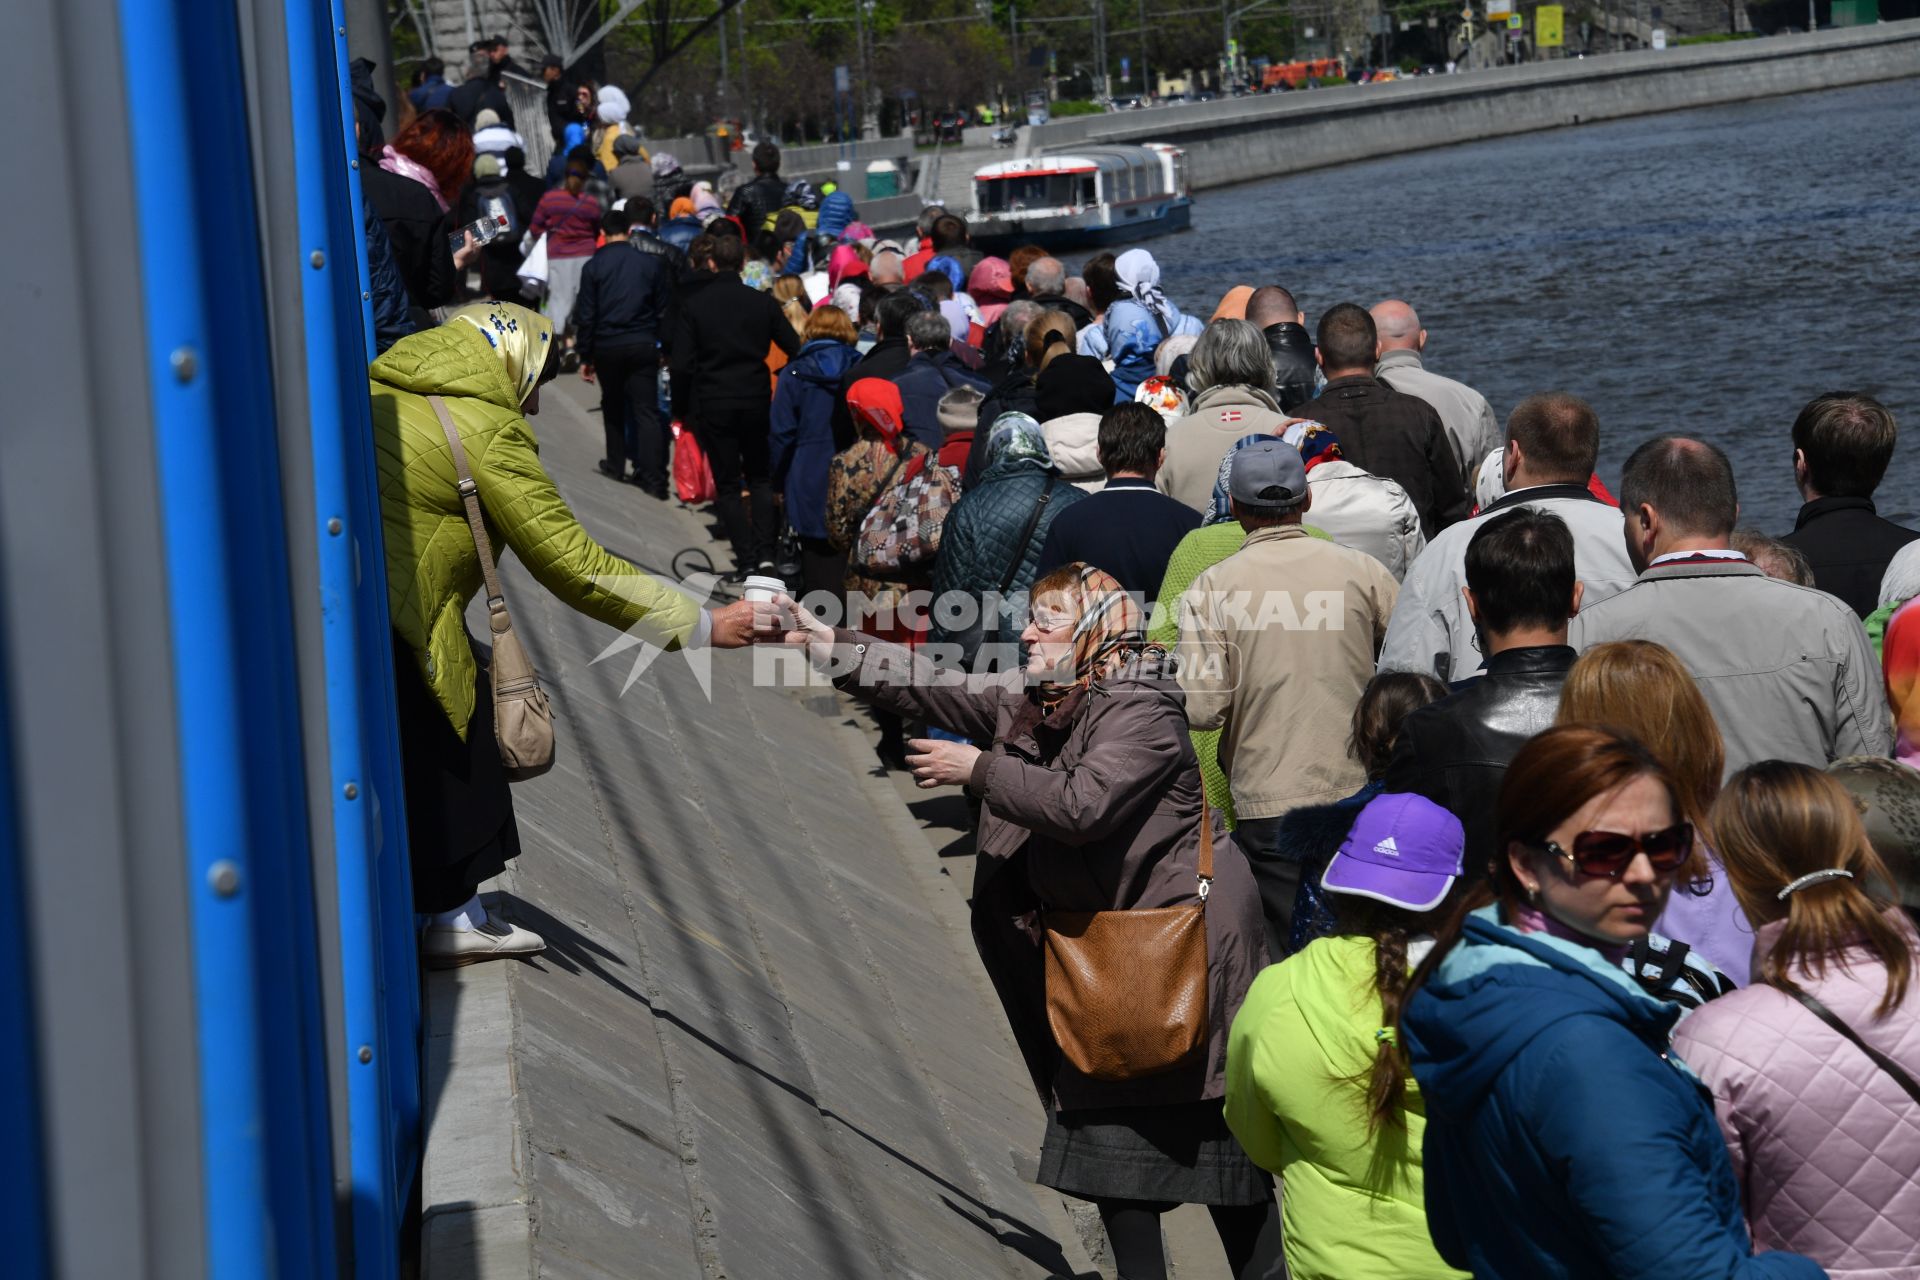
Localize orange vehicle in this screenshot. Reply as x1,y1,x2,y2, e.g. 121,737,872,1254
1261,57,1344,89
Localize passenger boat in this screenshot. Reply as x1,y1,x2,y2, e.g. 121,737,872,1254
966,143,1193,253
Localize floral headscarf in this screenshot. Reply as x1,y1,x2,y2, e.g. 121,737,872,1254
450,301,553,407
1134,374,1187,424
847,377,909,453
983,412,1050,469
1032,564,1162,706
1207,433,1276,526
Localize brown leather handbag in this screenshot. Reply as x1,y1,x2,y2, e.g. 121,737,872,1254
428,395,556,781
1042,796,1214,1082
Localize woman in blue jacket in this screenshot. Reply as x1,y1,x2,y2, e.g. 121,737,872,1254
770,305,861,601
1399,725,1825,1280
1103,249,1202,401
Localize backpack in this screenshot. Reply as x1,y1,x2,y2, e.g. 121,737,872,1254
856,453,960,573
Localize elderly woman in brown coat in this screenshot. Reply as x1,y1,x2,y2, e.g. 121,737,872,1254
780,563,1283,1279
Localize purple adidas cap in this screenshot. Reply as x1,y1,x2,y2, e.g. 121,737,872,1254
1322,792,1465,912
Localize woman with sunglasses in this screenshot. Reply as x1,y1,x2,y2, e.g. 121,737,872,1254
1671,763,1920,1278
1398,725,1824,1279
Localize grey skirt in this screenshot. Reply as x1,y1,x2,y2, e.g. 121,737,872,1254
1037,1099,1272,1206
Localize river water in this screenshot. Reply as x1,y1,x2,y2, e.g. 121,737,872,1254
1149,76,1920,528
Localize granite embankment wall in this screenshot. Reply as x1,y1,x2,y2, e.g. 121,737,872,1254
1025,20,1920,191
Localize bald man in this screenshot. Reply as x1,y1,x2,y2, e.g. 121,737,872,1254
1371,299,1501,481
1024,255,1095,330
868,250,905,287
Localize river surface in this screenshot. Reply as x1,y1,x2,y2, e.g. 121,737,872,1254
1147,76,1920,528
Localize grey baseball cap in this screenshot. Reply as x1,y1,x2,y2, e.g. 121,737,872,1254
1227,438,1308,512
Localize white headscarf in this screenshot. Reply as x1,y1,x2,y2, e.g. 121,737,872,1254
1114,248,1174,330
596,85,630,125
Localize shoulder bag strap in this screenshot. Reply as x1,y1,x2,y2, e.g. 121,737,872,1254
1196,792,1214,901
429,395,510,616
995,475,1057,597
1778,983,1920,1106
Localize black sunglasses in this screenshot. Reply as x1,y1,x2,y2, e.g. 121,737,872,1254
1539,822,1694,881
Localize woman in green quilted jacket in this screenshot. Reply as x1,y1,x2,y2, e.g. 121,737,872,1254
371,301,765,968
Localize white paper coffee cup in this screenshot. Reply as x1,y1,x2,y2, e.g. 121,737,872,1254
741,574,786,604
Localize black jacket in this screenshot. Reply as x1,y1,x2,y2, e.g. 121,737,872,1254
1030,293,1097,332
545,76,581,146
629,228,693,283
1262,321,1317,413
361,162,456,325
832,336,914,450
727,173,788,233
1380,645,1577,874
446,77,513,128
668,270,800,413
575,240,675,362
1033,478,1201,603
455,169,544,304
1296,373,1471,538
1780,495,1920,617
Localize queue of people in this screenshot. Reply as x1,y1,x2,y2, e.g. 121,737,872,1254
351,74,1920,1276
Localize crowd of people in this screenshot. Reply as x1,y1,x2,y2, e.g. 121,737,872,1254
348,54,1920,1279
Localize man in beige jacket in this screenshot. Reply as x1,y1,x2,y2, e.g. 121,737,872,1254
1176,439,1399,946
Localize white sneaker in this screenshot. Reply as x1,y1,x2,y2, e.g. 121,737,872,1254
422,917,547,969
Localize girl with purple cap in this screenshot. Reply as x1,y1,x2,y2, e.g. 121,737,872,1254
1225,791,1471,1280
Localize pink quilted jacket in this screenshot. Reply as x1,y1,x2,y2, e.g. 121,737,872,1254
1672,912,1920,1279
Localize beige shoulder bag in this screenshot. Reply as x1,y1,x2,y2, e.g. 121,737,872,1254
428,395,556,780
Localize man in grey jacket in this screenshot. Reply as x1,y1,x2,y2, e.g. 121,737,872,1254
1380,393,1636,681
1569,435,1892,773
1371,299,1502,483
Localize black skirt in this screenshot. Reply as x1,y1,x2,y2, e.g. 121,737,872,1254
1037,1099,1272,1206
392,631,521,913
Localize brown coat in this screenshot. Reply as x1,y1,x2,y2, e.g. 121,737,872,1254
831,631,1270,1111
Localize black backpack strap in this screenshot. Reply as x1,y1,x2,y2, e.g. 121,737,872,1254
997,476,1057,597
1777,984,1920,1106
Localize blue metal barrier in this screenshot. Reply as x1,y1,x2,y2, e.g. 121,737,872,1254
285,0,421,1269
0,589,47,1278
116,0,340,1272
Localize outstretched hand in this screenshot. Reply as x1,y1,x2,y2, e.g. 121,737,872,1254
906,738,982,790
776,593,836,665
707,599,785,649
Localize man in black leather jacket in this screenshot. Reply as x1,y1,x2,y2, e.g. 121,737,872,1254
726,141,789,234
621,195,693,283
1247,285,1318,413
1381,507,1582,875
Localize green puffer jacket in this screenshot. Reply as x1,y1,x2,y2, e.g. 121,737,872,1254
370,322,703,738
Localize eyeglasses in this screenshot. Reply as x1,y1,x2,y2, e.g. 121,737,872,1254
1539,822,1694,880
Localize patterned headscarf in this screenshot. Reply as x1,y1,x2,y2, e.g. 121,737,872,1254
1033,564,1161,706
1207,433,1276,525
983,412,1049,469
450,300,553,407
846,378,909,453
1280,419,1344,470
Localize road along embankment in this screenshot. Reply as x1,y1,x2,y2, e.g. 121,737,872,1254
1025,20,1920,191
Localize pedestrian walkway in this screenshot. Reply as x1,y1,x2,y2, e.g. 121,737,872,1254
420,379,1124,1278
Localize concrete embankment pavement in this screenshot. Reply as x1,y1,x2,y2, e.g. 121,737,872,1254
418,378,1240,1278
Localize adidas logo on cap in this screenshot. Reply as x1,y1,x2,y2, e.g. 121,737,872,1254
1374,836,1400,858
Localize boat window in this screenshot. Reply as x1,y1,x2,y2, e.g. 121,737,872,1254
976,172,1081,213
1080,175,1097,206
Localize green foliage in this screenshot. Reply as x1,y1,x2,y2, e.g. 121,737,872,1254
1316,73,1349,86
1672,30,1758,42
1049,98,1106,116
